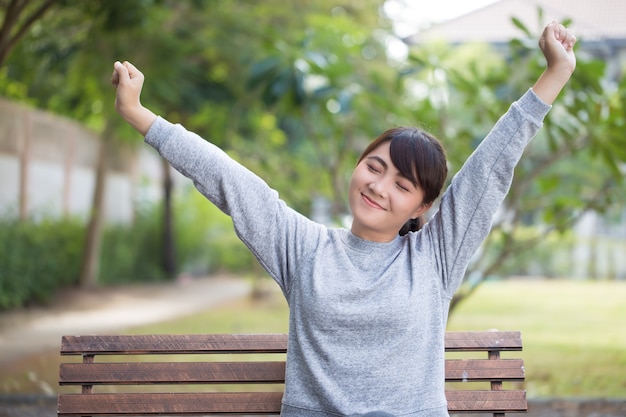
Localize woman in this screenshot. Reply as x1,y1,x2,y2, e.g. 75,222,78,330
111,21,575,417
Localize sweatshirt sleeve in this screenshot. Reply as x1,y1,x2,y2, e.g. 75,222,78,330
144,118,319,294
424,88,552,297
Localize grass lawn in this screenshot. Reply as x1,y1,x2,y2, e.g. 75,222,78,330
1,279,624,398
447,279,626,398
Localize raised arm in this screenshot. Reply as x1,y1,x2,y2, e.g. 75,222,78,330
111,61,157,136
425,22,576,295
532,21,576,105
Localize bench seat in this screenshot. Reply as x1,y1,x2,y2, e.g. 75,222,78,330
57,331,526,416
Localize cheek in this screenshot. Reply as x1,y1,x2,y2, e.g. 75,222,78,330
349,166,367,190
411,187,427,207
402,194,427,216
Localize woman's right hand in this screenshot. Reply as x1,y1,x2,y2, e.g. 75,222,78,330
111,61,157,136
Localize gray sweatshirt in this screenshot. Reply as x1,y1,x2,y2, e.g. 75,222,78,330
144,89,551,417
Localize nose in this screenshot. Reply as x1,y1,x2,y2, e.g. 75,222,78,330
368,177,389,197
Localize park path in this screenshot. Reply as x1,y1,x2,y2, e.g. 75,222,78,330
0,274,251,365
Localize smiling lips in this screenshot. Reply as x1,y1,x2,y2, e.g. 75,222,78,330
361,193,386,210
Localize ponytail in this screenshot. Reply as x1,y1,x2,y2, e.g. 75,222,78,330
399,216,425,236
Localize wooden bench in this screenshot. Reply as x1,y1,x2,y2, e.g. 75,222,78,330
57,331,526,416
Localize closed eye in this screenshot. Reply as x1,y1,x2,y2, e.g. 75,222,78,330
366,163,381,174
396,183,410,192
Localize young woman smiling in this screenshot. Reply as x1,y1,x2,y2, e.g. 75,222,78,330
111,21,576,417
349,128,447,242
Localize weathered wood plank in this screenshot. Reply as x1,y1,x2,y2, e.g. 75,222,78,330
444,331,523,352
59,359,523,385
446,390,527,413
445,359,525,381
61,334,289,355
57,390,527,415
61,332,522,355
57,392,283,415
60,361,287,385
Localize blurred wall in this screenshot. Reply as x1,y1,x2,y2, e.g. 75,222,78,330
0,98,164,223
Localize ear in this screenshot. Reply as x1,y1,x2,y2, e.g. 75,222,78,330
412,202,432,219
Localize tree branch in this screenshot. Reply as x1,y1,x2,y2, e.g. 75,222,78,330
508,133,590,208
0,0,57,67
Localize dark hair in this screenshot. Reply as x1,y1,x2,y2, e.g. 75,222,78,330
358,127,448,235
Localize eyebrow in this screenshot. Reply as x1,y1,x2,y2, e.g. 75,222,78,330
366,155,388,169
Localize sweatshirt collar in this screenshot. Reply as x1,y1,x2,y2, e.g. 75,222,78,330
339,228,404,253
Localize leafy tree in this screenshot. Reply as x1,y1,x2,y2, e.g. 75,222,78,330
2,0,163,286
0,0,57,67
243,0,406,217
401,14,626,311
7,1,621,302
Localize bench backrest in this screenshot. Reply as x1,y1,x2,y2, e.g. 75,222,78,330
57,331,526,416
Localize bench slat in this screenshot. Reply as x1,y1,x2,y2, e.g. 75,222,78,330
57,390,527,416
445,359,525,381
59,358,524,385
444,331,522,352
446,390,527,413
61,332,522,355
61,334,289,355
60,361,287,385
57,392,283,415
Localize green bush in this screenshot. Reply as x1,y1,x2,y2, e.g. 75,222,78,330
99,207,165,285
0,216,83,309
99,186,259,283
174,187,258,275
0,189,262,311
0,208,167,309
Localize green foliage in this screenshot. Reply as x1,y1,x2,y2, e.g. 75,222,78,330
503,17,625,228
0,189,258,309
174,186,258,275
2,2,624,294
1,0,396,288
236,0,396,217
403,40,510,171
99,187,261,284
0,66,31,101
0,216,83,310
402,12,626,307
479,227,577,278
98,208,166,285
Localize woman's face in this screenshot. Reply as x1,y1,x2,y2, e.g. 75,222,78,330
349,141,430,242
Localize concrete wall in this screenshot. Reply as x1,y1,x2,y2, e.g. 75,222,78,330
0,98,164,223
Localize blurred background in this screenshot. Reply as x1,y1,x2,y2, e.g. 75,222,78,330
0,0,624,415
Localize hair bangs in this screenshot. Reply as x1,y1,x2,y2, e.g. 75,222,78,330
389,135,421,187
